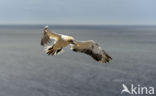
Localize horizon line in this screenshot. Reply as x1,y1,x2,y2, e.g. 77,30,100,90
0,24,156,26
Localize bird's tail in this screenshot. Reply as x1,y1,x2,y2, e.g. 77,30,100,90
44,45,51,53
44,45,64,55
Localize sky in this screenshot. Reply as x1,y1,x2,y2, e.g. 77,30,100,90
0,0,156,25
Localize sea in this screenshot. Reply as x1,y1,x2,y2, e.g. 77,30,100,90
0,25,156,96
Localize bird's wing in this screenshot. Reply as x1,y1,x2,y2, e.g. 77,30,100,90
40,26,61,46
71,40,112,63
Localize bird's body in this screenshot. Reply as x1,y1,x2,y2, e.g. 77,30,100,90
41,26,75,55
40,26,112,63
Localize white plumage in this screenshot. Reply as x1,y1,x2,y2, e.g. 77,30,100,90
40,26,75,55
40,26,112,63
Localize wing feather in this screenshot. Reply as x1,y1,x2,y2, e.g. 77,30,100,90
40,30,51,45
40,26,60,46
71,40,112,63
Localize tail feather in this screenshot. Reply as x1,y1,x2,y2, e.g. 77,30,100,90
45,45,63,55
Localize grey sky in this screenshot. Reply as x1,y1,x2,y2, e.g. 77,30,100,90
0,0,156,25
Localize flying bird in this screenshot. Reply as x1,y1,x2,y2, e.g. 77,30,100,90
40,26,112,63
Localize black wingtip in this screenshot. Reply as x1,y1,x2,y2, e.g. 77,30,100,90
40,42,44,46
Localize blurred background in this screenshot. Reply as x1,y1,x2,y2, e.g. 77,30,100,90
0,0,156,25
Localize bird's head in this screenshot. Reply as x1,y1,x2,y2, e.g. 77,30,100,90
43,26,49,32
44,26,48,29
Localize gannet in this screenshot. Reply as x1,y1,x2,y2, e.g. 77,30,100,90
40,26,112,63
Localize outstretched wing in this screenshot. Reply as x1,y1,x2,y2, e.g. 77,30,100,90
40,26,60,46
71,40,112,63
